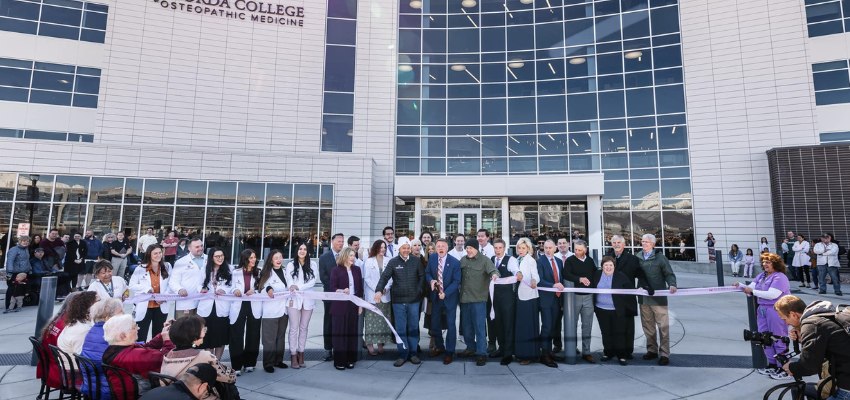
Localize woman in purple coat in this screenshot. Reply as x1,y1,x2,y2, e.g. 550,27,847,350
733,252,791,379
329,247,364,370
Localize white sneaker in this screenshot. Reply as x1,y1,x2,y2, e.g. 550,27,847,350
757,367,778,375
245,367,254,373
235,369,242,377
458,337,465,344
770,370,792,380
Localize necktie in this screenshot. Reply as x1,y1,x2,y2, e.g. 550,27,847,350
437,257,444,294
551,258,560,297
389,244,393,256
496,257,501,268
561,254,566,264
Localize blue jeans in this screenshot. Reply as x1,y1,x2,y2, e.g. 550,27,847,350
461,302,487,356
392,302,421,360
818,265,843,295
828,388,850,400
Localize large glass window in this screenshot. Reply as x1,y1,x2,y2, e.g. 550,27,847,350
0,0,108,43
0,57,101,108
321,1,358,153
0,173,333,262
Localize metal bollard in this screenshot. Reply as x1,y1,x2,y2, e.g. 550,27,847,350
715,249,725,287
357,310,365,360
746,292,768,369
563,280,577,365
31,276,57,366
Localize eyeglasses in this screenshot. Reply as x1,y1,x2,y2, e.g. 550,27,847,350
213,254,225,258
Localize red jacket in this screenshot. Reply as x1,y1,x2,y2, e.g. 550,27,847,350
102,334,175,399
38,317,66,389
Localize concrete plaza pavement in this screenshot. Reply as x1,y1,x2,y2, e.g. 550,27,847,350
0,272,847,400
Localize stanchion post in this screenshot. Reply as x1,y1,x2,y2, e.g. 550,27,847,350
715,249,724,287
31,276,57,366
746,293,767,369
564,280,577,365
357,307,365,361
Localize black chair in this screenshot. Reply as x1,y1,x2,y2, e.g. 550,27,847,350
147,372,177,388
101,364,139,400
75,353,103,400
47,345,82,400
29,336,56,400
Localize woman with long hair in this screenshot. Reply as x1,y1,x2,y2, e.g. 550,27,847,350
759,237,770,254
257,249,290,372
57,291,99,369
29,234,43,258
198,247,232,360
514,238,541,366
129,244,171,340
704,233,716,263
329,247,364,370
229,249,261,375
362,240,392,355
728,244,743,277
285,243,317,369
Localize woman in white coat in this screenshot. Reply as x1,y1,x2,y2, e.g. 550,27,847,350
88,260,129,301
791,234,812,288
229,249,262,375
257,249,289,372
198,247,232,360
284,243,316,369
513,237,541,366
363,240,393,356
128,245,171,341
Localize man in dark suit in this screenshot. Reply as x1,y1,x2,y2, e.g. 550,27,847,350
606,234,648,359
425,238,462,364
536,239,565,367
489,239,517,365
319,232,345,361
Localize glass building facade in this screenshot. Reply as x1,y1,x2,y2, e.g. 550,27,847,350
0,172,334,264
394,0,695,259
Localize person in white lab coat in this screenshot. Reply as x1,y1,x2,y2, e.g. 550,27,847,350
197,247,232,361
285,243,317,369
128,245,171,341
229,249,262,375
169,237,207,317
257,250,290,372
88,260,129,301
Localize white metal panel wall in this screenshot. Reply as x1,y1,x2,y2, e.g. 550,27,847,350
679,0,819,260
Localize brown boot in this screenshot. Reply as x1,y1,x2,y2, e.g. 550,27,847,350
291,355,300,369
297,351,306,367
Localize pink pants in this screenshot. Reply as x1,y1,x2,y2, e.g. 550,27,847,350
287,307,313,355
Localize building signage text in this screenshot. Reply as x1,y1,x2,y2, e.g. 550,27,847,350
154,0,306,27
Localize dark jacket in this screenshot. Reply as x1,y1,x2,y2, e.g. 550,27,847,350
788,301,850,391
83,237,103,260
31,256,52,274
637,250,677,307
80,322,110,399
318,250,338,293
376,254,424,304
563,255,597,287
536,254,564,309
140,381,195,400
425,254,461,307
605,249,648,285
591,270,637,317
328,265,364,315
65,239,88,268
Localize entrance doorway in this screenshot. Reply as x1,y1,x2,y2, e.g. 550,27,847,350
442,209,481,239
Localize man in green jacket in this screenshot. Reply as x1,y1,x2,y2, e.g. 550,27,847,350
458,238,499,366
637,233,677,366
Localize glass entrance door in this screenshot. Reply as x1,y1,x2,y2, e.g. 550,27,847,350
442,209,480,240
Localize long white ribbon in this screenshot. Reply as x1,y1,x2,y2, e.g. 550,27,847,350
124,291,406,348
488,277,743,319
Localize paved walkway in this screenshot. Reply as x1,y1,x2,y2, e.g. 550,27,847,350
0,272,846,400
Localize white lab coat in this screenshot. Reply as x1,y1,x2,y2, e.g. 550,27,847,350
516,256,540,301
363,256,391,304
791,241,811,267
168,254,207,310
196,268,232,318
229,268,262,324
259,268,288,319
88,277,128,300
128,264,172,322
284,260,317,310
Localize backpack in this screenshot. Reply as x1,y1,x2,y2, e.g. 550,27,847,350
817,305,850,399
838,244,847,257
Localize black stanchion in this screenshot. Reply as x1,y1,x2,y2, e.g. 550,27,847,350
31,276,57,366
563,280,577,365
746,293,768,369
715,249,725,287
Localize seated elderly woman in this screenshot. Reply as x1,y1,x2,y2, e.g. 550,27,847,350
80,298,125,400
57,291,100,369
102,314,175,397
161,315,238,400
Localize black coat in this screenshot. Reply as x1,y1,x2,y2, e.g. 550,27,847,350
591,270,638,318
318,250,337,292
376,255,424,304
605,249,647,286
65,240,88,268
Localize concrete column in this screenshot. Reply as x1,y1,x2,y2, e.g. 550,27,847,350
414,197,422,240
587,195,603,254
